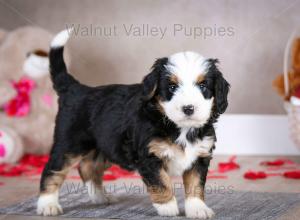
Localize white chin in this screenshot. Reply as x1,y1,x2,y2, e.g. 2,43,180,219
175,119,206,128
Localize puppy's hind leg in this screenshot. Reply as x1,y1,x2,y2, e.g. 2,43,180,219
37,150,81,216
78,151,114,204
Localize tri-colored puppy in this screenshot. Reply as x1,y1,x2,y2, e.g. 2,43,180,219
37,29,229,219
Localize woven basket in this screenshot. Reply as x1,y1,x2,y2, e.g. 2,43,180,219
283,29,300,149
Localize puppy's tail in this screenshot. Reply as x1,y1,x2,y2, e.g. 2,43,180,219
49,28,79,95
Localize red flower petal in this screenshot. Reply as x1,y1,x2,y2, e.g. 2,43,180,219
244,171,267,180
218,156,240,173
207,175,228,179
0,154,49,177
103,174,117,181
283,170,300,179
0,154,137,181
260,159,295,166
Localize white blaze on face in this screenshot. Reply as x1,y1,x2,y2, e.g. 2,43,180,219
161,51,214,128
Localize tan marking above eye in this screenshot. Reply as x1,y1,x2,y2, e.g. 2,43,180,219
169,74,179,84
196,74,205,84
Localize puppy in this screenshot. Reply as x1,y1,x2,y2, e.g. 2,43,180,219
37,29,229,219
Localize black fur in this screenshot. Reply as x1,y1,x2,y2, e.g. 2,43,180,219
206,59,230,115
142,57,168,100
186,124,216,144
41,46,229,195
49,46,80,94
194,156,212,190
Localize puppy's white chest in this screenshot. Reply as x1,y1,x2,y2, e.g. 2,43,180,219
167,145,199,176
166,130,214,176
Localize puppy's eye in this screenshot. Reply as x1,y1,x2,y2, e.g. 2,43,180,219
168,84,177,93
198,83,207,90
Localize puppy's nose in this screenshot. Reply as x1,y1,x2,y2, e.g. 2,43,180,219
182,105,194,116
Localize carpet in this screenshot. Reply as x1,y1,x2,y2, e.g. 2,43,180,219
1,184,300,220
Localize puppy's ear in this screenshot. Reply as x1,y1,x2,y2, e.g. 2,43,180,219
215,72,230,114
208,59,230,114
142,57,168,100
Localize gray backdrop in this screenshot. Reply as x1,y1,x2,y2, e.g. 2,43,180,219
1,0,300,114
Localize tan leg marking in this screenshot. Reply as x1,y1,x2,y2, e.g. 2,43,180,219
37,155,82,216
148,169,179,216
42,155,82,195
147,169,174,204
183,167,204,200
78,151,114,204
183,167,214,219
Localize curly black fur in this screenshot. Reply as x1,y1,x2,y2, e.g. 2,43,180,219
40,45,229,195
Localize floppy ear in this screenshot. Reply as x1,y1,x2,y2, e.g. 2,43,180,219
208,59,230,114
214,72,230,114
142,57,168,100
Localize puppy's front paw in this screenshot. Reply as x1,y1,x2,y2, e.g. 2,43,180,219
37,203,63,216
37,194,63,216
153,196,179,216
185,197,214,219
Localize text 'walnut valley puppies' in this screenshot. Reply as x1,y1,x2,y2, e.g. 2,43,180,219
37,29,229,219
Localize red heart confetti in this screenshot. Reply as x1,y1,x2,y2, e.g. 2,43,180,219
218,156,240,173
244,171,267,180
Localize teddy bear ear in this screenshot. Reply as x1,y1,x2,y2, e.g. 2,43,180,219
33,49,49,57
292,38,300,72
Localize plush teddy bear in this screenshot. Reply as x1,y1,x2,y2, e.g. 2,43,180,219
0,29,16,107
0,26,61,163
0,28,22,163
